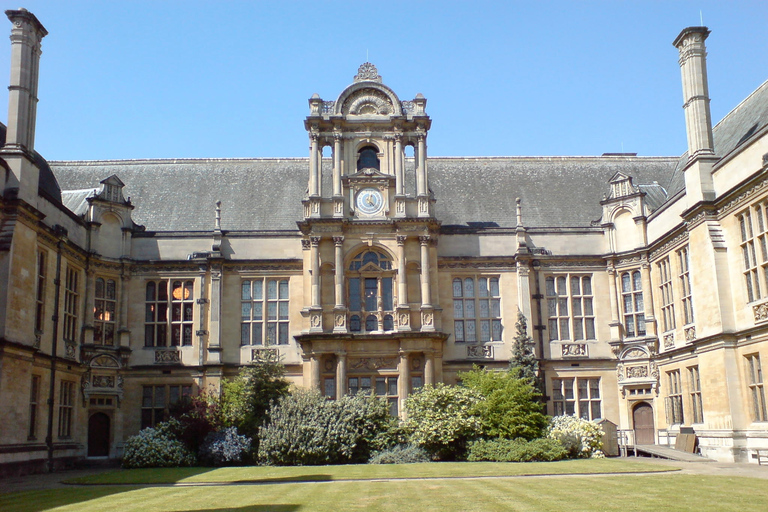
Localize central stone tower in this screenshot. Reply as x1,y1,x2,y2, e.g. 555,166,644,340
296,63,445,413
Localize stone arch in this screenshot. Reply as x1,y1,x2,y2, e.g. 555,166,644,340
334,82,403,117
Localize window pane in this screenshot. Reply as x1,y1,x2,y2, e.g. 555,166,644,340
584,297,593,316
465,300,475,319
578,379,588,399
633,271,642,291
241,323,249,345
266,323,276,345
454,320,464,341
479,299,489,318
267,280,277,300
545,277,555,297
585,318,595,339
242,302,251,320
253,302,263,320
491,299,500,317
573,320,583,340
154,387,165,407
268,302,277,321
383,314,394,331
253,279,263,300
95,278,104,298
142,387,153,407
454,300,463,319
570,276,580,295
241,281,251,300
621,273,630,293
572,298,582,316
382,277,393,310
376,378,386,395
559,318,570,339
365,278,377,311
279,301,288,320
349,278,361,311
453,279,463,297
582,277,592,295
464,278,474,297
365,315,377,331
490,278,499,296
279,323,289,345
278,280,289,299
388,377,398,396
478,278,489,297
146,281,156,301
556,276,566,295
492,320,501,341
465,320,476,342
480,320,490,342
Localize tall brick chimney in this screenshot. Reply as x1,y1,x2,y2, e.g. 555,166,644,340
2,9,47,202
673,26,717,204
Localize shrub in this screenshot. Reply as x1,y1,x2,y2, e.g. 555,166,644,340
547,415,604,458
122,420,196,468
170,391,223,454
466,438,567,462
459,366,549,441
258,389,393,466
198,427,252,466
220,360,290,443
404,383,483,460
368,444,431,464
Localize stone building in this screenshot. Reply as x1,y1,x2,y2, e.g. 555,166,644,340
1,9,767,474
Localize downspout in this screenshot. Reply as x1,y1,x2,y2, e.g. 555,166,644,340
531,260,546,396
46,225,66,472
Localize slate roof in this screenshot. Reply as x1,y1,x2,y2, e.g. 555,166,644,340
50,156,678,232
0,122,62,202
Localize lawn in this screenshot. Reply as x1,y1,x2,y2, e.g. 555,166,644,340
2,460,768,512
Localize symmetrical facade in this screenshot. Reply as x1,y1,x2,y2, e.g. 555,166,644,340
2,10,768,474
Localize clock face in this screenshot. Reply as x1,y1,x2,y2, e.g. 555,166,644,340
356,187,384,215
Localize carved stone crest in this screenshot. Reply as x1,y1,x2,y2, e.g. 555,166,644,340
663,333,675,349
754,302,768,323
155,350,181,364
354,62,382,83
626,365,648,379
561,344,587,357
467,345,493,359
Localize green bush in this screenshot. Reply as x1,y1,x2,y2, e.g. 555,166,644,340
547,415,604,458
459,366,549,441
466,438,567,462
169,391,222,455
258,389,393,466
122,420,196,468
404,383,483,460
368,444,431,464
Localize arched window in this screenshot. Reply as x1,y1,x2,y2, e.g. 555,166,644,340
357,146,380,171
348,249,394,332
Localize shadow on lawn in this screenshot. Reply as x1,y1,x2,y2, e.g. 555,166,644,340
0,486,130,512
169,507,301,512
229,474,333,484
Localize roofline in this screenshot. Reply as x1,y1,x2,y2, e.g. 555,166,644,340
712,78,768,132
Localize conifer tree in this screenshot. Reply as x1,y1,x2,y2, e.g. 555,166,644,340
509,310,540,389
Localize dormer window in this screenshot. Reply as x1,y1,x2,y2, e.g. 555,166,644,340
357,147,380,171
104,184,120,202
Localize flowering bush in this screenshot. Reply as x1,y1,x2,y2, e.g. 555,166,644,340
368,444,431,464
546,415,604,458
198,427,252,466
404,383,483,460
122,420,196,468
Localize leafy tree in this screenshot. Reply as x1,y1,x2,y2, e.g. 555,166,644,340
258,389,393,465
509,310,540,388
220,360,290,442
404,383,483,460
169,390,223,454
459,366,549,441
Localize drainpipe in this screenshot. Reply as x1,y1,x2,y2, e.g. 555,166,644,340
45,225,66,472
531,260,546,397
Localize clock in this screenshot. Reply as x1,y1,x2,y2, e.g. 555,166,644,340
356,187,384,215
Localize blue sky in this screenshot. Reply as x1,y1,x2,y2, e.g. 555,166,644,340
1,0,766,160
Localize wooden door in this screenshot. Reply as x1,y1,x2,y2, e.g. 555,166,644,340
88,412,110,457
633,402,655,445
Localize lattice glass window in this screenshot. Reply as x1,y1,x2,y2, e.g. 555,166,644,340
35,251,46,334
658,257,675,332
665,370,684,425
145,280,194,347
28,375,40,440
94,278,117,346
348,250,394,333
348,375,399,415
678,247,695,325
545,275,595,341
57,380,74,438
63,266,80,343
740,209,762,302
241,279,290,345
141,384,192,429
688,366,703,424
746,354,767,422
453,276,501,342
552,378,601,420
621,271,645,338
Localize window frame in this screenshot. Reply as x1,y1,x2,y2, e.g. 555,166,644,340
141,384,192,429
240,278,291,346
688,365,703,424
677,246,695,326
348,375,400,416
551,377,602,420
658,257,676,333
63,265,80,344
739,207,766,303
621,270,646,338
144,279,194,347
35,251,46,335
665,370,684,425
746,354,767,422
57,380,75,438
453,276,502,343
28,375,40,440
347,250,395,334
545,275,595,342
94,277,117,346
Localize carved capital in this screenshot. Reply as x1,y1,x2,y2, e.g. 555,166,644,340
310,236,321,247
396,235,408,245
333,236,344,246
419,235,431,245
301,239,311,250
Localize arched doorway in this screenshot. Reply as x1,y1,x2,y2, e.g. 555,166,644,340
88,412,111,457
633,402,655,445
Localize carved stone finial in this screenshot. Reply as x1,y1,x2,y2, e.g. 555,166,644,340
354,62,382,83
516,197,523,227
214,200,222,232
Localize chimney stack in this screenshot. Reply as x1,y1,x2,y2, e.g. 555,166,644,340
673,26,717,204
2,9,47,201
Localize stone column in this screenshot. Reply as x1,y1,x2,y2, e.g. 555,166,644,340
83,269,96,345
641,261,656,336
416,135,426,196
419,236,432,307
424,350,435,385
311,355,321,389
335,351,347,400
332,133,342,196
607,266,621,341
311,237,321,308
394,134,403,195
398,350,411,417
309,133,320,196
397,236,408,305
333,236,347,333
118,273,130,346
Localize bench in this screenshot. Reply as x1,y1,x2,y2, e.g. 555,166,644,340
757,449,768,466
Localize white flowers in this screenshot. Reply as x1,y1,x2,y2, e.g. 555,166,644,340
546,415,604,458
